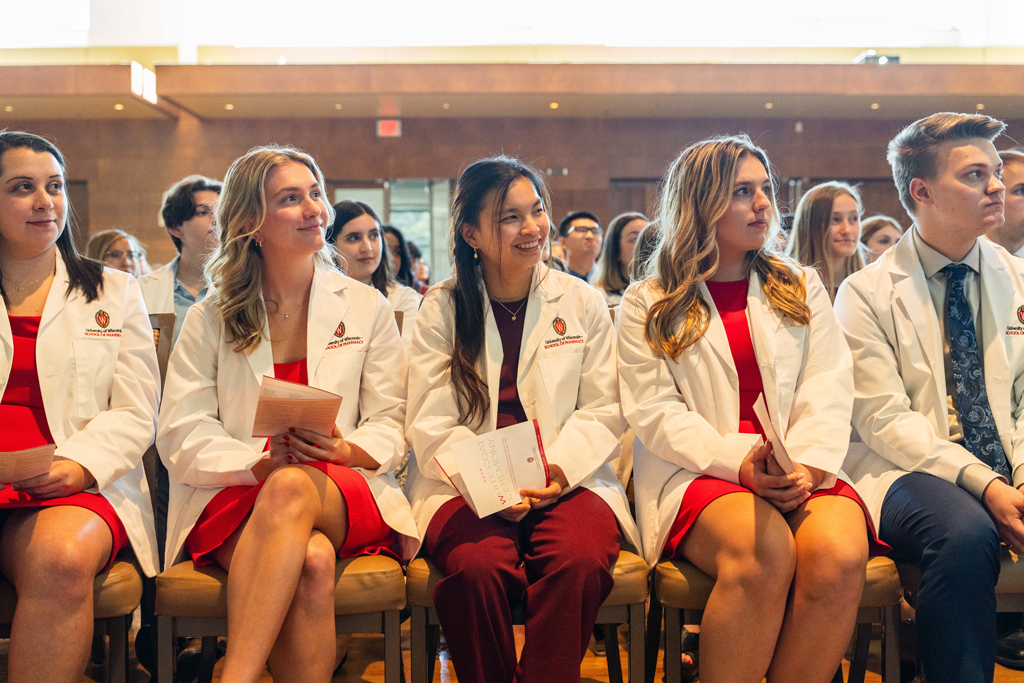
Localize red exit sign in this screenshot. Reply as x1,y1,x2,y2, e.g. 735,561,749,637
377,119,402,137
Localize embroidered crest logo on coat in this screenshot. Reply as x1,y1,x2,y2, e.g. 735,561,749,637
335,321,345,338
1018,305,1024,326
95,310,110,328
552,317,566,336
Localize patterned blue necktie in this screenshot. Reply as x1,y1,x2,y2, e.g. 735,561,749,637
943,263,1011,478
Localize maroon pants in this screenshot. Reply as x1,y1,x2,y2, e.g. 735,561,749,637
425,488,620,683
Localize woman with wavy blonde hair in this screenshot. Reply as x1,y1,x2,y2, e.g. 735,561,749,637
158,145,419,682
786,181,865,300
618,135,885,683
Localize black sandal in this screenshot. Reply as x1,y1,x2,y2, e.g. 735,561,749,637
680,629,699,683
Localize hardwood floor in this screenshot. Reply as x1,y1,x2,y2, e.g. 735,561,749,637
34,621,1024,682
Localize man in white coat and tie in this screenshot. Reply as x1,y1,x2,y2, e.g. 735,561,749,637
836,112,1024,683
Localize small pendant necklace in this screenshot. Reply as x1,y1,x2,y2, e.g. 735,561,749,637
2,268,53,293
269,297,307,319
493,298,527,321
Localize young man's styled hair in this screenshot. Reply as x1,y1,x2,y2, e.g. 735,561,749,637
1000,149,1024,169
557,210,601,238
887,112,1006,217
159,175,223,253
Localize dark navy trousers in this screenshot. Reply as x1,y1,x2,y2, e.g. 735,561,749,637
880,472,1002,683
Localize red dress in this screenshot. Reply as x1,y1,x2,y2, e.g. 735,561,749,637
661,281,887,558
184,358,397,567
0,316,128,570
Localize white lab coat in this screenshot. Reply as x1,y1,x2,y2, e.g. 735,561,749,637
386,282,421,356
0,255,161,576
836,230,1024,527
618,269,856,566
158,265,420,567
137,257,177,315
404,263,641,553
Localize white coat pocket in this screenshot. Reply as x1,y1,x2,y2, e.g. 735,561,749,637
72,339,118,418
537,348,584,422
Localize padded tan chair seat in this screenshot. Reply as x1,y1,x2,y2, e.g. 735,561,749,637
407,550,648,608
157,555,405,619
656,556,900,610
901,550,1024,599
0,559,141,623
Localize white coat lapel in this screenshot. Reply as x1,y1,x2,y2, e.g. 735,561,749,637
745,274,781,413
698,281,737,377
890,235,945,398
0,307,11,398
39,252,75,333
978,241,1013,438
245,294,274,384
483,298,502,433
518,264,565,381
307,268,350,382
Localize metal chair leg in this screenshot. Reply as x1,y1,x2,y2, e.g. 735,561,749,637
157,615,175,683
644,587,662,683
848,622,871,683
664,605,682,683
883,606,901,683
198,637,217,683
427,623,440,682
604,624,623,683
385,610,401,683
629,601,646,683
410,606,428,683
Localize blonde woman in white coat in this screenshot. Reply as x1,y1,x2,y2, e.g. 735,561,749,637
618,135,885,683
158,146,418,683
405,156,639,683
0,131,159,682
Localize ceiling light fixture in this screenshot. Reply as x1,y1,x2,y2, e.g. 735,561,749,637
764,102,773,109
334,103,342,110
549,102,559,109
977,103,986,110
114,103,125,111
224,103,235,110
442,103,450,110
871,103,880,110
3,106,12,112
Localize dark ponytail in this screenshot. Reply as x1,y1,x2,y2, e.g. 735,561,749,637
447,156,551,427
0,131,103,306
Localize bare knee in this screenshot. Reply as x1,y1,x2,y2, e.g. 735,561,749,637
15,538,98,599
254,466,320,521
794,533,868,603
297,534,337,596
716,513,796,596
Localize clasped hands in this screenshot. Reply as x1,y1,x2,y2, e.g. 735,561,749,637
739,440,825,513
497,464,570,523
8,460,94,499
263,426,378,475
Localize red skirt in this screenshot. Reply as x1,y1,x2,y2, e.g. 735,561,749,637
662,475,889,559
0,489,128,571
185,461,397,567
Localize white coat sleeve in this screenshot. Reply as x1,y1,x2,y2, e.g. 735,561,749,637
781,275,855,488
617,284,752,483
542,287,624,490
156,307,263,488
404,288,478,484
1011,359,1024,488
834,277,979,485
344,291,408,475
58,278,160,491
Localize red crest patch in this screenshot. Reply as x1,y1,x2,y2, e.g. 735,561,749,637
95,310,110,328
335,321,345,338
552,317,566,336
1018,305,1024,326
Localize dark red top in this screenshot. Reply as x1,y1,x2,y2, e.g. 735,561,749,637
705,280,766,440
0,317,54,451
490,298,528,429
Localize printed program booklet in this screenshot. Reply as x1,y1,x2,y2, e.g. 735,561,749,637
251,376,343,438
443,420,550,518
0,444,56,484
753,393,795,473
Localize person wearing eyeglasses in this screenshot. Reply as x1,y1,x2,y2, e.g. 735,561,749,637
84,229,148,279
557,211,603,282
140,175,222,344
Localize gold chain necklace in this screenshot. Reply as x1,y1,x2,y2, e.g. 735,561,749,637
492,298,527,321
2,267,53,292
268,297,307,319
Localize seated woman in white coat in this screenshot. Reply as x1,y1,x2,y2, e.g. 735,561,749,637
404,156,640,683
617,135,886,683
329,200,420,356
157,145,419,683
0,131,160,681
